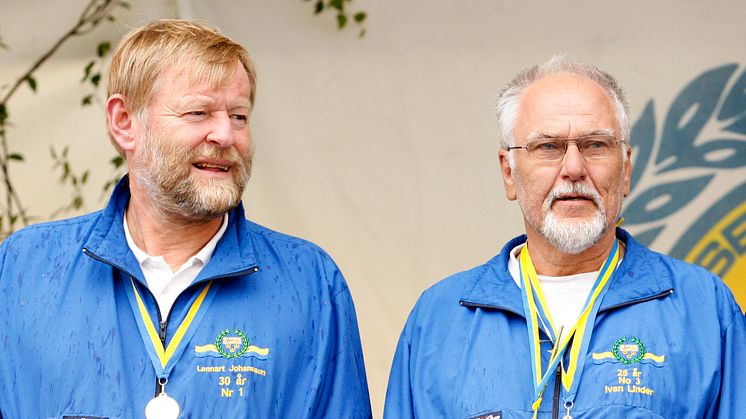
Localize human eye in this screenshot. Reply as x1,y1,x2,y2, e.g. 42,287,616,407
580,136,613,157
182,110,208,121
530,139,560,151
230,113,249,127
527,139,564,160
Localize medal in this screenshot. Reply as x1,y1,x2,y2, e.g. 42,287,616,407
145,392,180,419
124,278,220,419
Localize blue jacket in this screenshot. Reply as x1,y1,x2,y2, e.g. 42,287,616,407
384,230,746,418
0,178,371,418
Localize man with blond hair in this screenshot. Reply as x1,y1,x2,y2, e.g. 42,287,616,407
0,20,371,418
384,56,746,418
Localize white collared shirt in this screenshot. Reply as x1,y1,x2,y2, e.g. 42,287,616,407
124,214,228,320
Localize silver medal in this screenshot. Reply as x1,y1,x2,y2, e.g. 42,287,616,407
145,392,180,419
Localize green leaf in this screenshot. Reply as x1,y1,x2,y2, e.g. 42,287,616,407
354,11,366,23
0,104,7,125
118,1,131,10
91,73,101,87
25,75,37,93
82,170,89,184
329,0,343,11
81,94,93,106
7,153,23,161
314,0,324,14
107,15,115,22
97,41,111,58
72,196,83,209
336,13,348,29
82,60,95,82
110,155,125,168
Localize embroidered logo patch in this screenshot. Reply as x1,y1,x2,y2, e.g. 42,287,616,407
194,328,269,360
592,336,665,366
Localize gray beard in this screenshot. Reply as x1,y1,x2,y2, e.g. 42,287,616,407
539,182,608,254
540,208,606,254
132,127,252,224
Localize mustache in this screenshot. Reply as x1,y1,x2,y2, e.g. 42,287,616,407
545,182,603,207
189,144,245,162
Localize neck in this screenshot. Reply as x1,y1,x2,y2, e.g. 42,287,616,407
126,189,224,272
524,228,620,276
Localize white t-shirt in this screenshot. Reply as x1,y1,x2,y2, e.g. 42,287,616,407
508,243,598,343
124,214,228,319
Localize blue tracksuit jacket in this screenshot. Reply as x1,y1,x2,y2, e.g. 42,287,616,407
0,178,371,418
384,231,746,418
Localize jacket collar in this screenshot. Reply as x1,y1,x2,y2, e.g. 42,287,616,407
83,175,259,284
459,229,674,315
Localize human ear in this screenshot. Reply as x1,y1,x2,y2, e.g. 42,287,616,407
106,94,137,153
499,149,518,201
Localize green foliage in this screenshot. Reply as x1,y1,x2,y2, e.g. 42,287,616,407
96,41,110,57
24,75,37,93
101,155,126,199
50,145,90,216
307,0,368,36
81,42,111,106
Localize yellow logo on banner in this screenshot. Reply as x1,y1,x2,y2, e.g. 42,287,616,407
684,202,746,306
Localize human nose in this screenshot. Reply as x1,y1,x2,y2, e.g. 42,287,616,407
559,141,588,180
205,112,235,148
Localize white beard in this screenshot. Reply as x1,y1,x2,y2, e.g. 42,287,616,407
540,182,607,254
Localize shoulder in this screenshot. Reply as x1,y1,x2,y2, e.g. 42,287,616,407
238,218,349,294
242,219,336,263
624,232,743,329
1,211,100,252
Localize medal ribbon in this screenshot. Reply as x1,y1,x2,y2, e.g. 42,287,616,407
519,240,620,418
124,277,220,378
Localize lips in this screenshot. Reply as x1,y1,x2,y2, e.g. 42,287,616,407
554,194,593,202
193,161,231,172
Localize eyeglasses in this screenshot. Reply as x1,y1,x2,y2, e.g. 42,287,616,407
506,134,621,162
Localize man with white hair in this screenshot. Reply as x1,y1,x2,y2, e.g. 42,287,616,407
0,20,371,418
384,56,745,418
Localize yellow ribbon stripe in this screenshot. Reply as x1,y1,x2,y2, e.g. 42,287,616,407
561,248,619,391
131,279,166,365
131,278,212,368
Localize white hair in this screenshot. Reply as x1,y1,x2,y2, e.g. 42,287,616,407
496,55,631,153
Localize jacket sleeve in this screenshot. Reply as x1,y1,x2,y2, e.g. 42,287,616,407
714,306,746,417
304,258,372,418
383,317,416,419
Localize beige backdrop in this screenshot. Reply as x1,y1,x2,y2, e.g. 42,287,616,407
2,0,745,416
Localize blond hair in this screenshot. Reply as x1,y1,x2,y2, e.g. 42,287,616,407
107,19,257,155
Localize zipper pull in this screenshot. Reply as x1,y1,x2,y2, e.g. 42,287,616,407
159,321,168,347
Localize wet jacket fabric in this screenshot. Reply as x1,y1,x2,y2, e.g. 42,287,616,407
384,230,746,419
0,178,371,418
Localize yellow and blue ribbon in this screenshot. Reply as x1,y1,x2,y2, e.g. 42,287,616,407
519,240,620,417
124,277,220,378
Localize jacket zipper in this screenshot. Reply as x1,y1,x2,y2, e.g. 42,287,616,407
552,365,561,419
82,247,260,397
